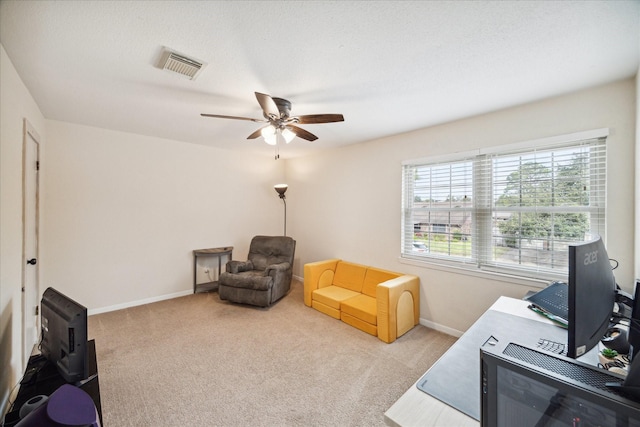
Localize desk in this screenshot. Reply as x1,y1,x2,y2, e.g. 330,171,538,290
193,246,233,293
3,339,101,427
384,297,591,426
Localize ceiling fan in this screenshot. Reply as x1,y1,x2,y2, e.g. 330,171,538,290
201,92,344,145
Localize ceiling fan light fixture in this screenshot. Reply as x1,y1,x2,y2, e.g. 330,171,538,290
281,128,295,144
261,125,276,138
261,125,277,145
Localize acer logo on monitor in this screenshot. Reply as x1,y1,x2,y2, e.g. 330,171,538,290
583,249,599,265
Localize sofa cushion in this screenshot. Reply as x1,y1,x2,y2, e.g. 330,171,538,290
341,312,378,336
317,269,334,289
362,268,400,298
333,262,367,292
312,286,360,310
341,294,377,325
311,300,341,320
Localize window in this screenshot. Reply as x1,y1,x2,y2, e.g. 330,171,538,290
401,130,607,280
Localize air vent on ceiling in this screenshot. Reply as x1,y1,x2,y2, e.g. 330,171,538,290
158,49,206,80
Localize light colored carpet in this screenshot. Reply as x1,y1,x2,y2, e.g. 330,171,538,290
88,280,456,426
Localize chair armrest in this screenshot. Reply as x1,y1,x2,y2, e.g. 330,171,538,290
376,275,420,343
264,263,292,294
265,262,291,275
226,260,254,274
303,259,341,307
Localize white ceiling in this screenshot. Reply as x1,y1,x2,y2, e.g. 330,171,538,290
1,1,639,159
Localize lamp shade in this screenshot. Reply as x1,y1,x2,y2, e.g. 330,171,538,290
274,184,288,197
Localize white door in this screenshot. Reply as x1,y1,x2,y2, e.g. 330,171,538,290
22,119,40,366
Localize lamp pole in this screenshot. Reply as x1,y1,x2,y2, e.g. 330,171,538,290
281,197,287,236
274,184,288,236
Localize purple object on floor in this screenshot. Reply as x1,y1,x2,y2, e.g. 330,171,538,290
47,384,99,426
16,384,99,427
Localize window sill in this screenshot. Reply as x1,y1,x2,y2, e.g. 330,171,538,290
398,255,558,289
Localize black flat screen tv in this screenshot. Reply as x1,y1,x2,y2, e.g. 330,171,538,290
567,235,617,359
40,287,88,383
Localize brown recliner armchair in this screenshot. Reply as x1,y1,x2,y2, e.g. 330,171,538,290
218,235,296,307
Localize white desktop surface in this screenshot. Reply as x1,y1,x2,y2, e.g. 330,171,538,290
383,296,565,427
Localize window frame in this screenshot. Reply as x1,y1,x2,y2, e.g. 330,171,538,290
401,129,609,282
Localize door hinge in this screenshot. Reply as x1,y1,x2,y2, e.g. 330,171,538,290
36,161,40,171
35,305,39,316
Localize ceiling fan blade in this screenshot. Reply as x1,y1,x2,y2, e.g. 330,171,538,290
200,113,265,123
286,125,318,142
255,92,281,119
295,114,344,124
246,127,265,139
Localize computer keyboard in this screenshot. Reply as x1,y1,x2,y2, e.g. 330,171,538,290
537,338,567,356
526,281,569,320
537,286,567,311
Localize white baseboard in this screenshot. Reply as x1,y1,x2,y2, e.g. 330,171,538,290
91,276,306,316
88,289,193,315
419,318,464,338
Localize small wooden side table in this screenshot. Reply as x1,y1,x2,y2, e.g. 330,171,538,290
193,246,233,293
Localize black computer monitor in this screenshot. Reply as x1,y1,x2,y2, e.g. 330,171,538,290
567,235,616,359
40,287,88,383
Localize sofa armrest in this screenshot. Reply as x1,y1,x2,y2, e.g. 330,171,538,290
376,275,420,343
303,259,341,307
226,260,254,274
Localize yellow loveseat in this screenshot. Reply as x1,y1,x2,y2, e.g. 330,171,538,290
303,259,420,343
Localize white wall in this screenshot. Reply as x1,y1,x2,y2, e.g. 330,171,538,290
42,121,285,312
0,44,47,414
287,78,637,335
2,40,286,413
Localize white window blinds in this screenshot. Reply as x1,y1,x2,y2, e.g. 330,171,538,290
401,131,607,280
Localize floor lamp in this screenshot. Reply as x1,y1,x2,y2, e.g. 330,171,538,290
274,184,288,236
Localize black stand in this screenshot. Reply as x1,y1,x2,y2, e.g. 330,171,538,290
3,340,102,427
